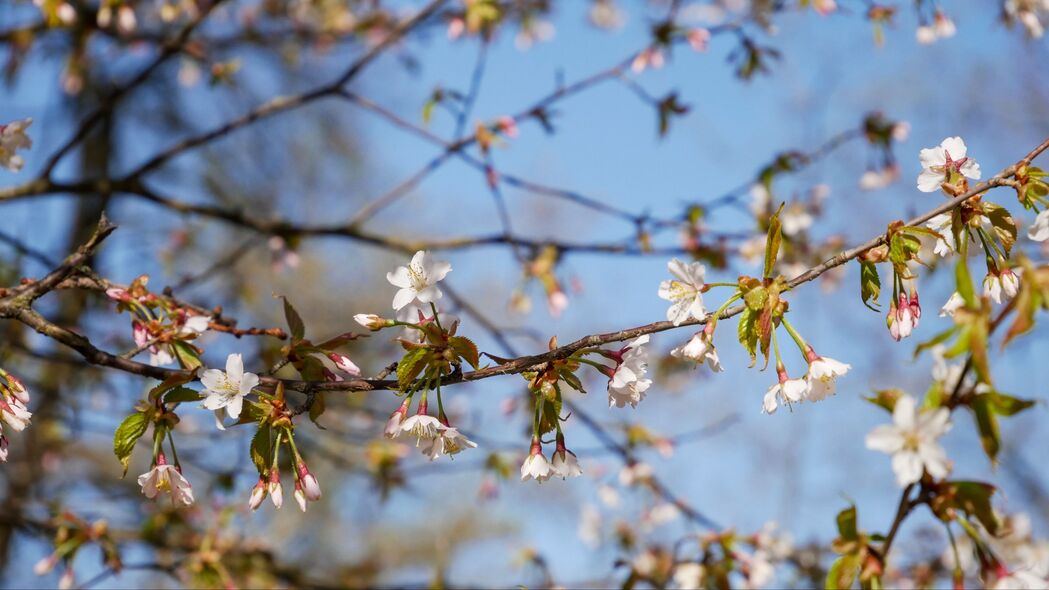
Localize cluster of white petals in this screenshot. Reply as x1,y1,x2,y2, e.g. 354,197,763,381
917,136,980,193
658,259,708,326
0,119,32,172
607,335,652,408
387,250,452,310
866,395,951,487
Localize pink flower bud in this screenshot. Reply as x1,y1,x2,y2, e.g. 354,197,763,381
267,469,283,509
293,481,308,512
33,554,57,576
248,477,267,511
105,287,130,302
327,353,361,376
58,567,75,590
301,473,322,502
5,374,28,405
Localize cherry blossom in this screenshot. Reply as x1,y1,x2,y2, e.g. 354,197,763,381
917,137,981,192
200,353,259,422
607,335,652,408
421,426,477,460
939,292,965,317
521,439,552,482
137,458,195,506
0,119,33,172
1030,210,1049,241
400,413,442,445
670,329,723,372
657,259,708,326
804,350,851,401
386,250,452,311
984,269,1020,304
865,395,951,487
763,367,808,415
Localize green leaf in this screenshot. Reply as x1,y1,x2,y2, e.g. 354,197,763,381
955,258,976,306
764,203,785,279
744,286,769,311
163,387,202,404
859,261,881,311
397,348,430,389
449,336,480,369
279,295,306,341
971,394,1001,464
836,505,859,541
737,308,758,367
936,481,999,535
250,423,273,474
170,341,202,370
315,332,362,350
984,203,1017,255
113,412,150,476
309,392,327,429
826,553,860,590
863,389,902,413
148,369,198,401
987,391,1036,416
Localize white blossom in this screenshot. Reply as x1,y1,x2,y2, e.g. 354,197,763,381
521,450,552,482
1029,210,1049,242
670,330,723,371
865,395,951,487
780,204,813,237
940,292,965,317
805,355,851,400
386,250,452,311
993,570,1049,589
762,377,808,414
0,119,32,172
400,414,441,445
137,463,195,506
421,426,477,460
551,449,583,479
674,563,705,589
917,137,981,193
200,353,259,421
658,259,708,325
608,335,652,408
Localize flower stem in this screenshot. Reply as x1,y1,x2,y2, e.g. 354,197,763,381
429,302,444,331
780,317,809,357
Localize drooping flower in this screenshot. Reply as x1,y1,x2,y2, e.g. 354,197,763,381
267,468,283,509
384,400,409,438
670,328,723,372
925,213,957,256
200,353,259,422
137,456,195,506
421,426,477,460
607,335,652,408
521,438,552,482
386,250,452,310
296,460,322,502
0,118,33,172
917,136,981,192
551,448,583,479
657,259,708,326
804,349,851,401
888,293,918,341
762,366,809,415
865,395,952,487
983,270,1019,304
674,563,706,590
940,292,965,317
1029,210,1049,242
992,570,1049,590
400,411,442,445
248,476,268,510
